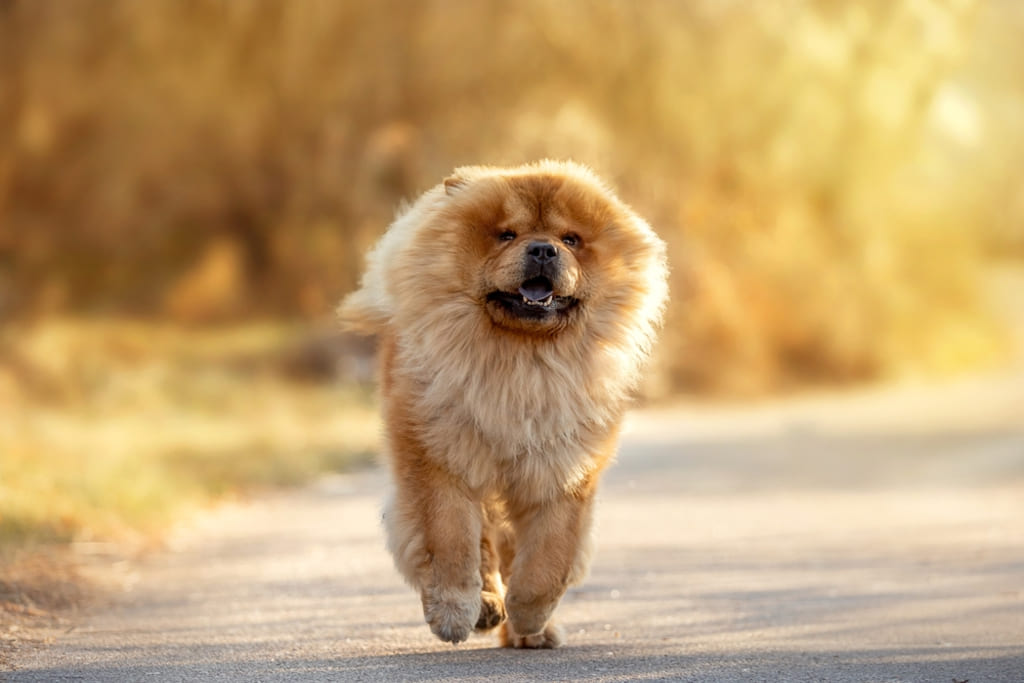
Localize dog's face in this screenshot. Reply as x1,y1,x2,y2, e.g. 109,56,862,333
440,172,628,335
482,231,581,327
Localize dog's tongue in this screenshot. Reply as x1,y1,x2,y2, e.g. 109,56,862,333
519,278,554,303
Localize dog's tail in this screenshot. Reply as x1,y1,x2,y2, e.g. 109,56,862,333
337,285,392,336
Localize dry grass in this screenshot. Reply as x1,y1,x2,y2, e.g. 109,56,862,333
0,320,379,547
0,547,90,669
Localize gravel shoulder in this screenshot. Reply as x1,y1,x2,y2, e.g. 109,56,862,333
4,371,1024,682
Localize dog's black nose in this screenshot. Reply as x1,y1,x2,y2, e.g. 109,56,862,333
527,241,557,264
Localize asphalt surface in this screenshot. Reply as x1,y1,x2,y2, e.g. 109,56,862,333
6,372,1024,682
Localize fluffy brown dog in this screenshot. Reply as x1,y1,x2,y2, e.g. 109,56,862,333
339,160,668,648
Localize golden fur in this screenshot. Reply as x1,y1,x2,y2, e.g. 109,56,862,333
339,160,668,648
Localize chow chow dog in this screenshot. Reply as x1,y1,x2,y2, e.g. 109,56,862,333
339,160,668,648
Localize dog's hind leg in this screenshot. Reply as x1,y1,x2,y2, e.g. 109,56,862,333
475,501,508,632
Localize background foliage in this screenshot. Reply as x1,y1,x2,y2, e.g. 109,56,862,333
2,0,1021,392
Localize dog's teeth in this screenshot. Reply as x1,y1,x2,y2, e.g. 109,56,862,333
521,295,554,307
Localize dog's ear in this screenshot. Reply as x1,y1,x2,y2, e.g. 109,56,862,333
443,174,469,196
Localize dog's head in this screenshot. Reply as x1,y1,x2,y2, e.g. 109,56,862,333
437,164,647,336
375,161,665,345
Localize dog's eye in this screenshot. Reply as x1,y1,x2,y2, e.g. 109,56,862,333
498,230,517,242
561,233,581,247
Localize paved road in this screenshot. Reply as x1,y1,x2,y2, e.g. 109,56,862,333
6,373,1024,682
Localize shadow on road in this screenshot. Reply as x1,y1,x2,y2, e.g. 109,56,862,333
11,642,1023,682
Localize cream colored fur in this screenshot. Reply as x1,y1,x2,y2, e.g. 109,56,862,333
339,160,668,648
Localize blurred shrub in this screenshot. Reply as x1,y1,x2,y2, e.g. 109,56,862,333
0,0,1019,393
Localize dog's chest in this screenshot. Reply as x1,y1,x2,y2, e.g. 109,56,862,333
413,347,609,497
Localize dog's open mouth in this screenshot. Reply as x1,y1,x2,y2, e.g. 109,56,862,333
486,277,578,319
519,276,555,307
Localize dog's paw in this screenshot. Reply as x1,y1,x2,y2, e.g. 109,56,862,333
505,591,558,637
475,590,507,631
422,587,480,645
499,620,565,649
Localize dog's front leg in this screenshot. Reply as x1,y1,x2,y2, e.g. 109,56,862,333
385,454,483,645
501,483,597,648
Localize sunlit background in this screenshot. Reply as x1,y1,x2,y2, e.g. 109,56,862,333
1,0,1022,546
